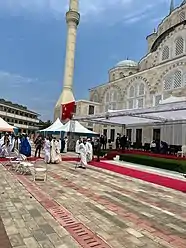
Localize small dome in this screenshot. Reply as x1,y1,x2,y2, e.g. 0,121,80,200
115,59,138,67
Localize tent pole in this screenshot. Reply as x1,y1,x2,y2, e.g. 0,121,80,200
121,124,126,135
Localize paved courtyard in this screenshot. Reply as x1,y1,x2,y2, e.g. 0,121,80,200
0,159,186,248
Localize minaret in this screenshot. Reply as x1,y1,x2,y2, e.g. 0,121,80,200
54,0,80,121
169,0,174,14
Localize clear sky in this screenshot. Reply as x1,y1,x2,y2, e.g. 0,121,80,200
0,0,182,120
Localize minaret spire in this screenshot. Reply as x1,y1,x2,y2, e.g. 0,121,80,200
169,0,174,14
54,0,80,121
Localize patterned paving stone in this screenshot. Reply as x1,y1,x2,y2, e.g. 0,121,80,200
0,165,81,248
1,159,186,248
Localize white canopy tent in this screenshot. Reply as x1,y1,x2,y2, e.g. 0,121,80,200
74,96,186,126
39,118,63,132
0,117,16,132
56,120,98,135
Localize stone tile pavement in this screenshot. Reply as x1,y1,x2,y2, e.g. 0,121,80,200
0,160,186,248
0,165,81,248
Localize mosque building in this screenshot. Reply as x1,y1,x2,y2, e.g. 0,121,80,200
75,0,186,145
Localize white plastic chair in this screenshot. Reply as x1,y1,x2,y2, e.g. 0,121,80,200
32,159,47,182
177,145,186,157
4,149,24,171
19,154,35,174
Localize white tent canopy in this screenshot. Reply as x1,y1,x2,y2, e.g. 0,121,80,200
0,117,16,132
40,118,63,132
74,96,186,125
56,120,98,135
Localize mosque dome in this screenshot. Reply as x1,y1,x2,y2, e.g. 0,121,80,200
115,59,138,67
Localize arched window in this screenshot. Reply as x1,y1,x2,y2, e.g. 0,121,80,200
173,70,182,89
105,89,119,111
120,72,124,78
138,83,145,96
112,73,115,81
105,92,109,102
127,82,145,109
180,12,185,22
164,76,173,91
163,70,182,91
111,91,117,102
162,46,169,60
175,37,184,56
92,94,99,103
129,86,135,98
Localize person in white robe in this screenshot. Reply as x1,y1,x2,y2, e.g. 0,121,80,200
0,134,10,157
55,139,62,163
86,138,93,162
50,138,61,164
78,140,87,169
75,138,81,154
0,136,4,146
44,137,51,163
0,136,4,156
9,135,15,152
64,137,68,153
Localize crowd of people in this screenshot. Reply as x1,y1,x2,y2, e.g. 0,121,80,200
0,131,102,170
0,132,31,157
99,134,131,150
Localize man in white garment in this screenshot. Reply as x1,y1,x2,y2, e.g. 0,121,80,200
0,134,10,157
44,136,51,163
86,138,93,162
0,135,5,156
64,137,68,153
75,138,81,154
50,138,61,164
78,139,87,169
9,134,15,153
55,139,62,163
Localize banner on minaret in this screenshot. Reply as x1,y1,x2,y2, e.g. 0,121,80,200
61,101,76,121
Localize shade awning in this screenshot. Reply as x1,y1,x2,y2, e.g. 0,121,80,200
0,117,16,132
56,120,98,135
74,96,186,125
39,118,63,132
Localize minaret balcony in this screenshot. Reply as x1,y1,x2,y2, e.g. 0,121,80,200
66,10,80,25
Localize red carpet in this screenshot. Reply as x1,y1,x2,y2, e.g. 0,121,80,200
89,161,186,192
106,150,186,161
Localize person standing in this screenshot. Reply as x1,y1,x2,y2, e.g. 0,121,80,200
64,136,68,153
94,138,101,162
75,138,81,154
43,136,51,163
34,135,43,158
86,138,93,162
116,134,121,150
78,140,87,169
50,138,61,164
20,133,31,157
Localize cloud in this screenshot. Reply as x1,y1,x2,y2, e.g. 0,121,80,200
0,0,171,23
0,71,57,120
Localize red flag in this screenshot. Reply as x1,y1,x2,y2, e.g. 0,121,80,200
61,101,75,121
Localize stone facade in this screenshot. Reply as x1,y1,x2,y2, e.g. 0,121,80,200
74,100,101,133
76,1,186,145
